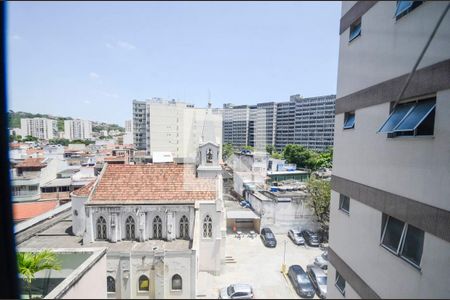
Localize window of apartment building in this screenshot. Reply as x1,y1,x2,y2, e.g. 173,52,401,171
343,111,355,130
107,276,115,293
378,97,435,138
349,18,361,42
335,272,346,296
381,215,424,268
395,1,423,20
339,194,350,213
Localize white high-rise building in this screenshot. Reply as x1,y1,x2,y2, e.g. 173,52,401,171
328,1,450,299
20,118,57,140
64,119,92,140
125,120,132,133
133,99,222,160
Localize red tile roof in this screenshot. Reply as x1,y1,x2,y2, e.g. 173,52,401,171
104,156,126,162
16,158,46,168
90,164,216,203
13,201,59,221
72,180,96,197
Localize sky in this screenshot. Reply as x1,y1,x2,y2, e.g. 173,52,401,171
7,1,341,125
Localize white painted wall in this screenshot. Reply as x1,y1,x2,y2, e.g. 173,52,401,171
333,90,450,211
337,1,450,98
61,253,107,299
328,191,450,298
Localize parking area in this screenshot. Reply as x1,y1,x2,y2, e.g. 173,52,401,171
197,232,323,299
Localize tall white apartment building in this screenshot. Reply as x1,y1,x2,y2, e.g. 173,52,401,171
64,119,92,140
133,99,222,160
328,1,450,299
20,118,57,140
124,120,132,133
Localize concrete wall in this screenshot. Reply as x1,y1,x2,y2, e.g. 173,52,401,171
337,1,450,98
247,193,317,234
61,252,107,299
329,190,450,298
333,89,450,212
327,264,361,299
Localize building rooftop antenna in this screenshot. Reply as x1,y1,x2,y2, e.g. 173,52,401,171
202,89,211,142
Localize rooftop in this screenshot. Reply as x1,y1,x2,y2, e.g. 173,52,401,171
16,157,46,168
72,180,95,197
13,201,59,222
89,164,217,204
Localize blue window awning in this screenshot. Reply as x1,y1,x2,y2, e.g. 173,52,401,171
378,100,436,133
343,114,356,129
349,23,361,42
395,99,436,131
395,1,414,17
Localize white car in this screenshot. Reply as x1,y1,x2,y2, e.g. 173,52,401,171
288,229,305,245
314,251,328,270
219,284,254,299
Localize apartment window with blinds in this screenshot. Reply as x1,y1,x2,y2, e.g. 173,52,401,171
339,194,350,214
335,272,346,296
381,215,424,268
378,97,435,138
395,1,423,20
349,19,361,42
343,111,355,130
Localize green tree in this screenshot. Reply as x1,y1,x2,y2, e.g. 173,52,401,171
265,144,276,155
282,144,313,169
22,135,38,142
242,145,254,151
222,143,234,160
48,138,70,146
17,249,61,299
271,151,284,159
306,177,331,242
71,139,94,145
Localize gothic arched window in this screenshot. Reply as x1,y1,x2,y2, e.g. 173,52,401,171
107,276,115,293
125,216,135,240
138,275,149,291
153,216,162,239
206,148,213,163
202,215,213,238
179,215,189,239
96,216,107,240
172,274,182,290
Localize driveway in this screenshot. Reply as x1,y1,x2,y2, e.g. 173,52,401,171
197,233,323,299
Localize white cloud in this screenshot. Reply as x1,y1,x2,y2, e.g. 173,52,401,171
89,72,100,80
105,43,114,49
117,41,136,50
101,92,120,99
83,100,91,104
11,34,21,40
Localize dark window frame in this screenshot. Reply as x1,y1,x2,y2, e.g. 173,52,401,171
349,18,362,42
380,215,424,269
395,1,423,20
335,272,346,296
339,194,350,214
343,111,355,130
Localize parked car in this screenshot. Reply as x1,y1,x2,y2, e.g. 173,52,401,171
307,264,328,299
287,265,315,298
260,227,277,248
219,283,254,299
288,229,305,245
301,230,321,247
314,251,328,270
239,200,251,208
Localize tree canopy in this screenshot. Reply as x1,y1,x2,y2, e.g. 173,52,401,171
306,177,331,242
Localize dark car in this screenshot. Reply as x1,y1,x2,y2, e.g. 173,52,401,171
301,230,321,247
287,265,315,298
260,227,277,248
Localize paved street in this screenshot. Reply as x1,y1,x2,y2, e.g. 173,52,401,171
198,233,323,299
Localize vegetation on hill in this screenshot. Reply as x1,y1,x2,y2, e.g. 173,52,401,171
8,110,124,133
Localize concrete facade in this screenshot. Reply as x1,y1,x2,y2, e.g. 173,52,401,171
328,1,450,299
64,119,93,140
133,98,222,160
20,118,57,140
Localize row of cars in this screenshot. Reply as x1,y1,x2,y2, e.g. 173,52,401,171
260,227,322,248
